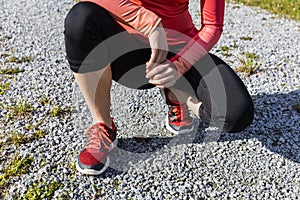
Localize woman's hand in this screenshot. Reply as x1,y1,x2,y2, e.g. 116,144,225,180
146,60,180,88
146,23,168,73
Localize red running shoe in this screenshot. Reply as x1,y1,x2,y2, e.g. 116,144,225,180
162,89,195,134
76,119,117,175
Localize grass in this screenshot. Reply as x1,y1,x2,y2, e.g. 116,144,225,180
32,129,46,139
235,52,260,76
220,45,232,57
228,0,300,21
92,184,102,199
0,155,34,187
6,99,34,119
22,179,63,200
3,129,46,147
242,52,259,60
49,106,72,117
240,36,253,41
0,82,10,95
4,55,33,64
0,68,25,75
113,180,120,191
39,97,53,106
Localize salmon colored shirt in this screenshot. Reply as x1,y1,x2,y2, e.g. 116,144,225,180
81,0,225,74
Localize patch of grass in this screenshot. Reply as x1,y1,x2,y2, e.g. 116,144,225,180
6,99,34,118
220,46,230,51
57,190,72,200
113,180,120,191
39,97,53,106
49,106,71,117
220,45,232,56
25,119,44,131
4,55,33,64
227,0,300,21
3,129,45,147
0,155,34,187
5,56,18,63
235,53,260,76
292,103,300,113
240,36,253,41
68,161,76,172
92,184,102,199
7,131,33,146
242,52,259,60
0,68,25,75
22,179,63,200
0,82,10,95
1,53,11,58
32,129,46,139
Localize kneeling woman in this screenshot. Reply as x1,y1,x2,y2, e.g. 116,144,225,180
64,0,254,175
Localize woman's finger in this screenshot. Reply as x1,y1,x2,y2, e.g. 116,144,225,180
155,79,177,88
151,67,173,80
146,49,168,71
146,62,169,78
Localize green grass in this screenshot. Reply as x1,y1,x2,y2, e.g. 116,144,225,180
6,99,34,118
22,180,63,200
235,52,260,76
0,155,34,187
242,52,259,60
32,129,46,139
3,129,45,147
49,106,72,117
220,45,232,56
92,184,102,199
0,82,10,95
4,56,33,64
39,97,53,106
0,68,25,75
113,180,120,191
228,0,300,21
240,36,253,41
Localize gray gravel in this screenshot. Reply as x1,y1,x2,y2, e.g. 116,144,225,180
0,0,300,199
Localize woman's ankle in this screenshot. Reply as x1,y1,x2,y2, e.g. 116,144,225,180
93,117,113,128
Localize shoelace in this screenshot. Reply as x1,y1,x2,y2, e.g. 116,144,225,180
85,123,114,151
168,104,190,122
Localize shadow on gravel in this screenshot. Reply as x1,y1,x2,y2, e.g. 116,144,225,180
104,89,300,178
219,89,300,163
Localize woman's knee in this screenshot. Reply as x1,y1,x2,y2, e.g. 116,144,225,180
64,2,113,71
223,98,254,133
64,2,106,43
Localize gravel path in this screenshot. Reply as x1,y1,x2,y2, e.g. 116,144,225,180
0,0,299,199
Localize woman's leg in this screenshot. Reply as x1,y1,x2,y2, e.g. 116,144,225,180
64,1,157,124
73,67,112,126
172,53,254,133
64,2,131,126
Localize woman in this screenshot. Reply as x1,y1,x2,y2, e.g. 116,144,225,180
64,0,254,175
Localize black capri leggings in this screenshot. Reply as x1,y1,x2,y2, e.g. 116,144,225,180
64,2,254,133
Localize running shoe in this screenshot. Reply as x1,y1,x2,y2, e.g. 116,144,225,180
76,119,117,175
161,88,195,134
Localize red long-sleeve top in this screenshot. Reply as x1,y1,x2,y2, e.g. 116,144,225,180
81,0,225,74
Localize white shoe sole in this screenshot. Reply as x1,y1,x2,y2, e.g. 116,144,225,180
76,139,118,175
165,115,195,134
